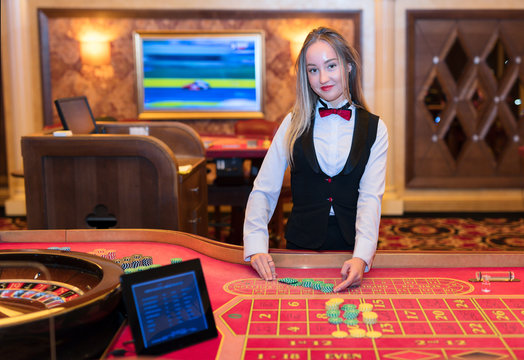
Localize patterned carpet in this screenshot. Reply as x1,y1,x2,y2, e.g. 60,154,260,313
1,215,523,251
0,217,27,231
377,216,524,251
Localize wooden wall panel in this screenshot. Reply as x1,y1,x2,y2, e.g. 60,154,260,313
407,11,524,188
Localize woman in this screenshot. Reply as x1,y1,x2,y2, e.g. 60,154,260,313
243,27,388,292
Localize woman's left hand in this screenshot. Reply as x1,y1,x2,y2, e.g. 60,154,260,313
333,257,366,292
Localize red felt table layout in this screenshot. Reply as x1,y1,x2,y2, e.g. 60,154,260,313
2,241,523,360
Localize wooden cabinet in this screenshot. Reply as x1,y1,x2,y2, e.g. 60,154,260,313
100,121,209,235
21,132,208,237
177,156,208,236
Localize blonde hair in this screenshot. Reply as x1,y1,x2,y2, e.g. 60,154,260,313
285,27,368,166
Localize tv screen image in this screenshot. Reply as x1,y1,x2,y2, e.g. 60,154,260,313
134,31,265,119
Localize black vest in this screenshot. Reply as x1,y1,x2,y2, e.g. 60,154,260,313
284,107,379,249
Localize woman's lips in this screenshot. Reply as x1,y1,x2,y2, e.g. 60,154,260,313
321,85,334,92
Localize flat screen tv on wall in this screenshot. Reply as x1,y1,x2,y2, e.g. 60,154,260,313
134,30,265,120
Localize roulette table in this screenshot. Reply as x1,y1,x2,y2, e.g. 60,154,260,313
0,229,523,360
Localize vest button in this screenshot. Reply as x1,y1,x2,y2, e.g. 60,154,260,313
326,178,332,183
327,197,333,202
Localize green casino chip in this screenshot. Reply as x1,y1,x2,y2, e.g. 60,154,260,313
321,284,334,293
312,281,324,290
301,279,314,288
326,310,341,318
328,317,343,325
343,309,359,319
344,318,359,326
341,304,357,311
278,277,299,284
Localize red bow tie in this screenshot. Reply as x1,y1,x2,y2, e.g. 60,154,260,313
318,108,352,120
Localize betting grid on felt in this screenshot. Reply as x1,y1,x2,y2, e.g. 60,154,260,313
220,277,523,360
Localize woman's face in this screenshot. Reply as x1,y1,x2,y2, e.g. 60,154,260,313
305,40,348,105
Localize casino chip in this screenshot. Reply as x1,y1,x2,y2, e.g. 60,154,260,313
278,277,299,284
321,283,334,293
328,317,343,325
343,318,359,326
301,279,314,287
362,311,378,325
358,303,373,312
326,310,341,318
142,256,153,266
366,330,382,338
331,330,348,338
343,309,359,319
349,328,366,338
312,281,323,290
325,305,339,312
341,303,357,311
328,298,344,305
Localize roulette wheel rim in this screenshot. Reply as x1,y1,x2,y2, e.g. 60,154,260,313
0,249,124,359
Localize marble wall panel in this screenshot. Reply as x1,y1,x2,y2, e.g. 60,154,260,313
47,14,356,133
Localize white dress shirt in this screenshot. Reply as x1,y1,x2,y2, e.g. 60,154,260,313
243,101,389,269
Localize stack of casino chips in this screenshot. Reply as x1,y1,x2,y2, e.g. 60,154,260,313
47,246,71,251
109,253,156,273
326,305,343,325
341,304,359,325
124,264,161,274
278,277,335,293
89,248,116,260
358,303,378,325
277,278,382,339
324,299,382,339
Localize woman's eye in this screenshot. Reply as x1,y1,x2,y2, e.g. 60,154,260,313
328,63,337,70
308,68,318,74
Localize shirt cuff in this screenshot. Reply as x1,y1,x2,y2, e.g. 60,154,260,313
243,237,269,262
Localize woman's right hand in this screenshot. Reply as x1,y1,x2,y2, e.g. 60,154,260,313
250,253,276,280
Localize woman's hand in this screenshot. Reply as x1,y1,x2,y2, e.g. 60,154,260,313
250,253,277,280
333,257,366,292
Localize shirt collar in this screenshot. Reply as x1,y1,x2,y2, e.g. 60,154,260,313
317,98,350,110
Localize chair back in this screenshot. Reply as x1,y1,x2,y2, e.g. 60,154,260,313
234,119,279,139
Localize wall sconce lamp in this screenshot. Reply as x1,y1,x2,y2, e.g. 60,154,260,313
289,40,303,62
80,40,111,66
286,30,308,75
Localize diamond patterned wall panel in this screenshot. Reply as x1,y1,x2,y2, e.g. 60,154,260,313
407,11,524,188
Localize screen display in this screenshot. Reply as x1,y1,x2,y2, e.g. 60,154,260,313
134,31,264,119
54,96,97,134
121,259,217,355
131,271,208,348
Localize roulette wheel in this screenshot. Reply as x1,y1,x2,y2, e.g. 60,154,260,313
0,249,123,360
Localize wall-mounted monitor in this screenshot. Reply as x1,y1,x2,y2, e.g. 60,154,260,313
134,30,265,120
